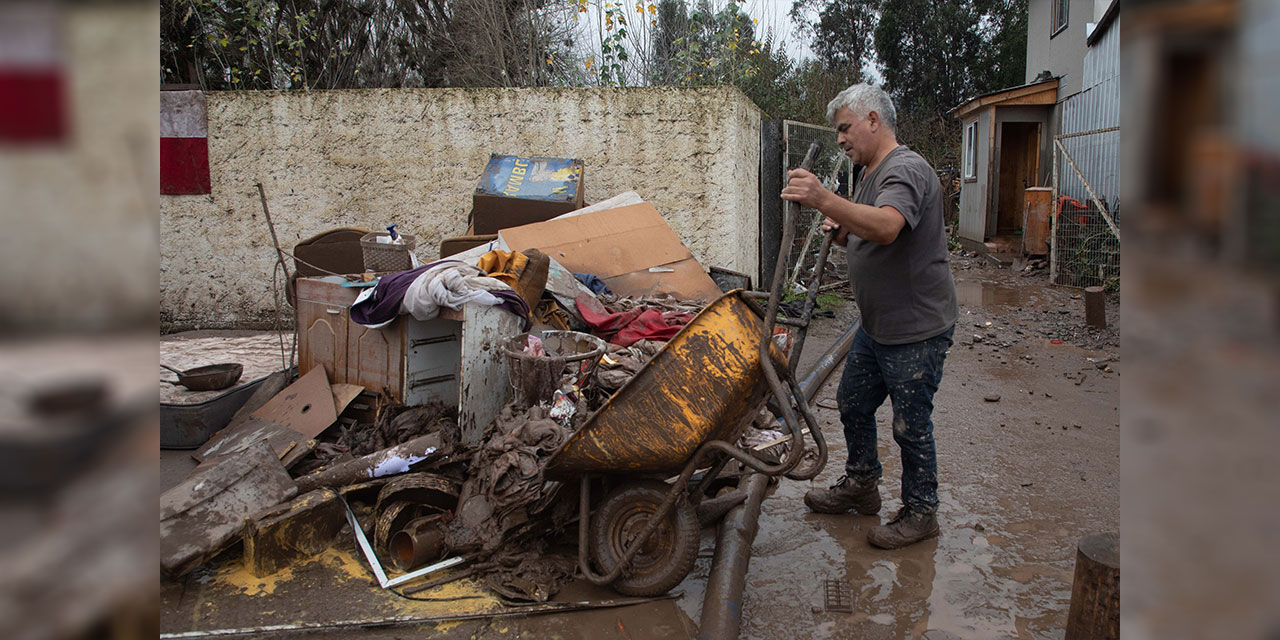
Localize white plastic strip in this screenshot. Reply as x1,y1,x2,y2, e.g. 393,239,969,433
341,498,464,589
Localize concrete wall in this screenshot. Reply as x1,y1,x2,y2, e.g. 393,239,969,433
1025,0,1094,99
161,87,762,328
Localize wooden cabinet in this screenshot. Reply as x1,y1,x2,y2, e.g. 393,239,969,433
1023,187,1053,255
295,275,519,445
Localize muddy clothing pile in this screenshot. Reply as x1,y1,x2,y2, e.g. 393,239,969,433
597,292,706,316
446,404,573,558
593,339,664,392
482,551,578,602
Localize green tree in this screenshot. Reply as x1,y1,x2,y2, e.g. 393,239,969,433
651,0,689,84
790,0,877,80
972,0,1028,93
161,0,579,90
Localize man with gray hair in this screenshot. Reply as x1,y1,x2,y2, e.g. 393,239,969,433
782,83,957,549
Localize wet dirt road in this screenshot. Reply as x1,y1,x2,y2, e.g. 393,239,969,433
159,257,1118,639
669,257,1119,639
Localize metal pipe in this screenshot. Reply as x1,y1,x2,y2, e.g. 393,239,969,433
697,472,769,640
787,231,836,373
389,515,448,572
695,488,749,528
797,318,860,403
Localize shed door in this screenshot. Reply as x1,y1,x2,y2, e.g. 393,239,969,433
996,122,1041,235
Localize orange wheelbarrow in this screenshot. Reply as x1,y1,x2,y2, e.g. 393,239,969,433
543,141,833,596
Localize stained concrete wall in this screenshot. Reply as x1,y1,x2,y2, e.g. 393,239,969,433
161,87,762,329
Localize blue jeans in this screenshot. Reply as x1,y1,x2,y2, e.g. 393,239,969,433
837,325,953,514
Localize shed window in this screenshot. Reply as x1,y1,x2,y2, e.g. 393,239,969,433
963,121,977,180
1052,0,1068,35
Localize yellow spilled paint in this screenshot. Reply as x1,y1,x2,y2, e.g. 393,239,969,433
212,555,299,596
211,546,502,619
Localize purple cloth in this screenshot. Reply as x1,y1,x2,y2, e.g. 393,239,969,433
349,261,453,327
349,260,530,330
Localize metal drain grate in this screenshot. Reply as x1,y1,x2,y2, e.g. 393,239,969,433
823,579,852,613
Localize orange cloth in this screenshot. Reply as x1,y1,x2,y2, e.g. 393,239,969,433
476,249,549,308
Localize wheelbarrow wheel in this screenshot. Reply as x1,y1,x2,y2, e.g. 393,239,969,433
590,480,699,597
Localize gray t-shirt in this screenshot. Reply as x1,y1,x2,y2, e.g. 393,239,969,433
845,145,957,345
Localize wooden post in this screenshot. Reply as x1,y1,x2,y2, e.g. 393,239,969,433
1065,533,1119,640
1051,137,1059,284
1084,286,1107,329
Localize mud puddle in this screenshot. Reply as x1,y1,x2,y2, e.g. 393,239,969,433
953,278,1049,312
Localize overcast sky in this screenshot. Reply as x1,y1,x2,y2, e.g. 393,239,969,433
740,0,815,61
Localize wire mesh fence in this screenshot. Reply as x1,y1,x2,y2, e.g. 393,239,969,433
782,120,852,292
1052,128,1120,290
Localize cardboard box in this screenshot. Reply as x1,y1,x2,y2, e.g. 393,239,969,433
471,155,585,234
499,202,723,301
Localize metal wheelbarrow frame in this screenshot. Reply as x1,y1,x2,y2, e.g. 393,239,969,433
543,143,835,596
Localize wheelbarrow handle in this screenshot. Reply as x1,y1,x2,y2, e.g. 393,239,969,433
762,140,822,342
757,140,829,480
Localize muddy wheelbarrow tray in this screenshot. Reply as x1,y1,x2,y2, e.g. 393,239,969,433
544,289,819,597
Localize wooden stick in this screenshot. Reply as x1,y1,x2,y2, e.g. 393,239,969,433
1055,139,1120,241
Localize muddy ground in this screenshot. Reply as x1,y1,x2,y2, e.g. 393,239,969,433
160,254,1119,639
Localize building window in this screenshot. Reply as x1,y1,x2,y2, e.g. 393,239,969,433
963,121,977,180
1052,0,1068,35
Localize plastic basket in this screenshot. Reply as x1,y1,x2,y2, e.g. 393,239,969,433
360,232,417,273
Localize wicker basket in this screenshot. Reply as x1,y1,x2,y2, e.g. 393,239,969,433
360,232,417,273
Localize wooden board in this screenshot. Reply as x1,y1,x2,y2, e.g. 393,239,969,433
195,367,335,462
458,303,522,446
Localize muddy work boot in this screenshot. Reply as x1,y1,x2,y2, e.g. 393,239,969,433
803,475,881,515
867,508,939,549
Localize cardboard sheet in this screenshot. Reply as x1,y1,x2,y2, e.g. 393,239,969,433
251,367,338,439
499,202,722,301
331,383,364,417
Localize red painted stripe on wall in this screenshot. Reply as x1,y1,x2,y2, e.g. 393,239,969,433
0,70,66,142
160,137,211,195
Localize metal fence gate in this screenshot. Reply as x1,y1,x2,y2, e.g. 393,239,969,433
1051,126,1121,289
758,119,852,291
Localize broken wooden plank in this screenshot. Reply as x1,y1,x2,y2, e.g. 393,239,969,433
250,366,337,439
161,441,297,578
294,433,449,493
331,383,364,417
243,488,346,578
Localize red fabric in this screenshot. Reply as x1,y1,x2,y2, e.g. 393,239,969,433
575,294,693,347
160,136,211,194
614,309,694,346
0,70,66,143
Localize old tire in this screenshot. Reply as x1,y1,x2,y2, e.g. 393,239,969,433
589,480,699,597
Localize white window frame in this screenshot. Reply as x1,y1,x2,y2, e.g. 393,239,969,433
963,121,977,180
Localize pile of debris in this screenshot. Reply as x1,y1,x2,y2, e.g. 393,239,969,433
160,169,789,603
